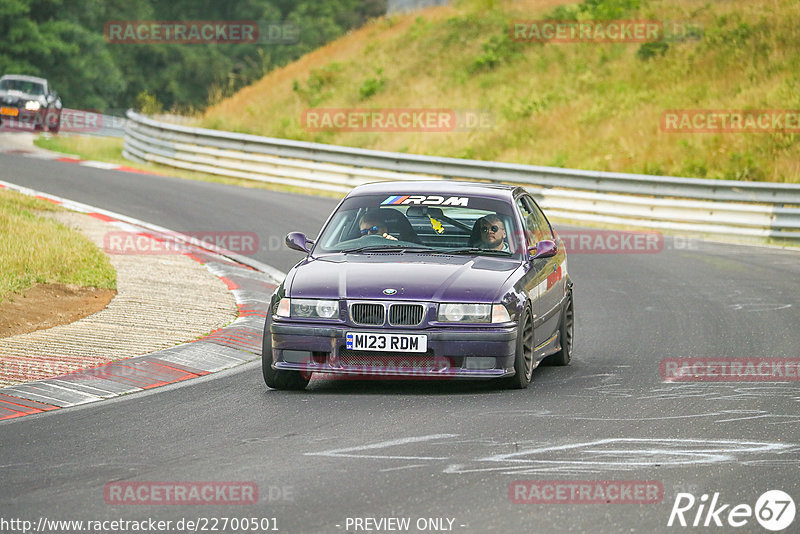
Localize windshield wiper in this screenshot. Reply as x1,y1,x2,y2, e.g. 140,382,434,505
340,245,435,254
437,247,514,257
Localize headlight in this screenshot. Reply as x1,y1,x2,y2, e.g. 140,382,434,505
439,303,491,323
289,298,339,319
438,303,511,323
24,101,41,111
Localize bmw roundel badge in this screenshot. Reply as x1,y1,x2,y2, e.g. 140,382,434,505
383,288,398,295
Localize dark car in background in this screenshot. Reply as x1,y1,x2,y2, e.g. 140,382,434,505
0,74,62,133
262,181,574,390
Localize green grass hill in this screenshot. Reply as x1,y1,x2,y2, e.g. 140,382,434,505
201,0,800,183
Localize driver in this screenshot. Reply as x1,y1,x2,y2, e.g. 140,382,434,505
359,212,398,241
477,214,509,251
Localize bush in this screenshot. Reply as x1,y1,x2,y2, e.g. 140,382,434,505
636,42,669,61
292,62,343,106
725,153,764,181
359,68,386,100
135,91,163,114
470,33,523,72
579,0,641,20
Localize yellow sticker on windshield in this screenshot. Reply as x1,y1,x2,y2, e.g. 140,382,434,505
429,217,444,234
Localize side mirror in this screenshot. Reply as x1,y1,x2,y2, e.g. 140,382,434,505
285,232,312,253
528,240,557,260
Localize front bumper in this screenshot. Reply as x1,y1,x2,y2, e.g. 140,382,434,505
0,107,55,128
270,322,518,379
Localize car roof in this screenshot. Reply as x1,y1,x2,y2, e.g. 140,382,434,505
0,74,48,85
348,180,520,202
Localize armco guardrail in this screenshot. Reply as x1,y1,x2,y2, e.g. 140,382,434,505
123,110,800,241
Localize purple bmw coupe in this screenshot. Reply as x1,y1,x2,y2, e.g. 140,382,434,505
262,181,574,390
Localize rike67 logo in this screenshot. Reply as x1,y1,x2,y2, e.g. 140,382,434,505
668,490,795,531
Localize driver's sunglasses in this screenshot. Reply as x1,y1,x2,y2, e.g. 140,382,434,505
360,225,380,236
481,224,501,233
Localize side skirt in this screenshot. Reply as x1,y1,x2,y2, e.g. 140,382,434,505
534,331,559,364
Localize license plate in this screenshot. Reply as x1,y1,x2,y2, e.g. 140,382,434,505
0,107,19,117
346,332,427,352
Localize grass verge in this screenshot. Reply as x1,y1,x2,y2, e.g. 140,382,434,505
0,188,116,303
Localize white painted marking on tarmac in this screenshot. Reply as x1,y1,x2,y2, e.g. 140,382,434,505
80,161,119,170
229,289,250,304
442,464,606,475
379,464,426,472
485,437,788,462
640,384,800,403
47,379,120,397
728,303,792,312
524,409,800,425
577,383,800,404
305,434,799,476
444,438,795,475
31,381,101,404
305,434,458,460
0,386,66,406
712,410,800,424
108,221,143,233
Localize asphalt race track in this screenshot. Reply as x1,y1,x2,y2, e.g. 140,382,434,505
1,151,799,533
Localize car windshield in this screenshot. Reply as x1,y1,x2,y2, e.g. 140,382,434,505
0,79,45,95
314,193,524,258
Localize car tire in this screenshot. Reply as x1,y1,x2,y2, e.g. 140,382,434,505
261,314,310,391
543,293,574,366
46,110,60,133
499,306,534,389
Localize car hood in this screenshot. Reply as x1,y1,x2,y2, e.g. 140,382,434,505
287,253,520,303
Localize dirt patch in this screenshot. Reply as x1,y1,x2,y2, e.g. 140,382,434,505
0,283,116,338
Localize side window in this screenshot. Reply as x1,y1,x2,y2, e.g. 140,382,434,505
531,197,554,240
519,196,552,244
516,198,537,247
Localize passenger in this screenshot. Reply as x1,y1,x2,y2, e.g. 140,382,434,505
477,214,509,251
359,212,398,241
